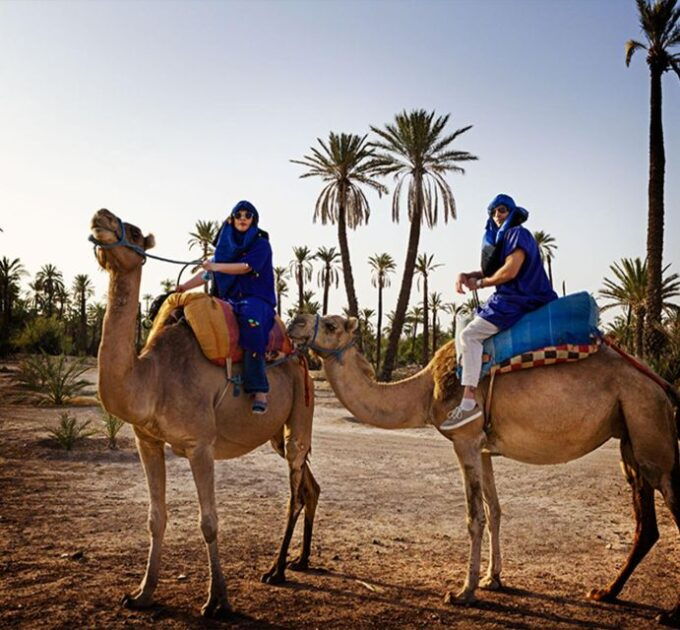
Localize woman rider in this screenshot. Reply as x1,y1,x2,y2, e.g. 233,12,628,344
177,200,276,414
440,193,557,432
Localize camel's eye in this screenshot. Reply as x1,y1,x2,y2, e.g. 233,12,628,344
325,321,337,332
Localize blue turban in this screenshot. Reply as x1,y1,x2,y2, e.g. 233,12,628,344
481,194,529,275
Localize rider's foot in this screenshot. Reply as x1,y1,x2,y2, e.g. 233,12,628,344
252,393,268,415
440,404,483,431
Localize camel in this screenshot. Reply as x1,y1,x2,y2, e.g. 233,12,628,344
90,208,319,619
287,313,680,625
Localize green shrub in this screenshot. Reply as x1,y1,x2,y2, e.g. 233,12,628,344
16,353,90,404
12,316,70,355
101,408,125,450
45,412,96,450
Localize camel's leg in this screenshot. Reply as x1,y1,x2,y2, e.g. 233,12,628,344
261,437,310,584
655,446,680,627
188,444,231,619
122,436,167,610
479,452,503,590
588,438,658,602
288,463,321,571
445,431,486,605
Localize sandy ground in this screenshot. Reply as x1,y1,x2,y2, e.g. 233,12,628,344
1,361,680,629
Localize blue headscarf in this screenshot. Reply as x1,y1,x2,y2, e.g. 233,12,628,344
480,194,529,276
212,200,261,298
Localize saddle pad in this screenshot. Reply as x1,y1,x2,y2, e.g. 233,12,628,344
489,340,601,375
145,292,292,366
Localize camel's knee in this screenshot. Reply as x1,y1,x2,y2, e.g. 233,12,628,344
285,437,309,470
200,512,218,544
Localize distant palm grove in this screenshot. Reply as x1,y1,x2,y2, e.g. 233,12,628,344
1,2,679,384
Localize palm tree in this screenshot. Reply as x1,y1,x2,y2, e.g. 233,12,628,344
302,290,320,315
406,305,424,362
442,301,464,338
160,278,174,293
274,266,289,317
415,253,443,365
533,230,558,287
288,246,314,311
315,246,342,315
34,264,64,317
87,301,106,355
188,220,220,293
72,274,94,354
429,291,444,355
0,256,27,329
626,0,680,353
359,308,376,362
291,132,388,317
599,257,680,357
368,253,396,373
370,109,477,380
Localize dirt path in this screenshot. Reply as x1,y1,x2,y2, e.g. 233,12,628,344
1,368,679,628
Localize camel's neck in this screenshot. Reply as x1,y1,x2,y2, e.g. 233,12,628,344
98,268,148,422
323,348,434,429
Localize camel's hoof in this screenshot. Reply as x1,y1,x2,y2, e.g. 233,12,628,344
121,592,153,610
287,557,309,572
657,609,680,628
260,569,286,585
480,575,503,591
444,589,477,606
201,599,232,620
586,588,616,602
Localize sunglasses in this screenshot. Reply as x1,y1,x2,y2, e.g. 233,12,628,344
233,211,254,220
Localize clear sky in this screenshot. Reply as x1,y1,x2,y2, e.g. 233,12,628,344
1,0,678,322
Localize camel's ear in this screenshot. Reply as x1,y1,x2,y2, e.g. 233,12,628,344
143,234,155,250
345,317,359,333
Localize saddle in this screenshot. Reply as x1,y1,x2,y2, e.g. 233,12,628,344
145,292,293,366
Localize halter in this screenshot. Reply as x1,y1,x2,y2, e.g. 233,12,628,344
300,314,356,364
89,216,202,266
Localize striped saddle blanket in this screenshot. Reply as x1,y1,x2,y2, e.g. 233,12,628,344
145,292,293,366
486,339,600,375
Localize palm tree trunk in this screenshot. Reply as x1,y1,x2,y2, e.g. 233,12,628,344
277,292,282,317
645,66,666,356
375,283,383,371
79,295,87,355
432,311,437,356
380,178,423,381
547,257,553,288
421,276,429,366
337,190,359,318
297,268,304,311
323,267,330,315
635,305,646,359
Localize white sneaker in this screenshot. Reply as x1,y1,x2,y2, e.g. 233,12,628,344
440,404,483,431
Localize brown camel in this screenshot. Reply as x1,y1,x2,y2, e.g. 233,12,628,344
288,313,680,625
90,209,319,619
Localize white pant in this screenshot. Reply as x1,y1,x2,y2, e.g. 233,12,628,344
459,316,500,388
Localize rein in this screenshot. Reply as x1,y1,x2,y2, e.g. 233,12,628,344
299,314,356,364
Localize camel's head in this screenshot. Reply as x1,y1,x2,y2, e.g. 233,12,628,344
90,208,155,272
287,313,359,357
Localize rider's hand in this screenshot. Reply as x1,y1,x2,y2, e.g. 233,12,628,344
464,277,479,291
455,273,468,295
201,260,215,272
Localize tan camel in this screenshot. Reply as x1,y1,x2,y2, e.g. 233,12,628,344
90,209,319,619
288,313,680,625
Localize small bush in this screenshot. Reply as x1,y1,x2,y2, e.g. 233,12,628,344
101,408,125,450
45,412,97,450
16,353,90,404
12,316,70,355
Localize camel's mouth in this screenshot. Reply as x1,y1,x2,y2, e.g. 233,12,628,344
286,318,313,347
90,210,121,245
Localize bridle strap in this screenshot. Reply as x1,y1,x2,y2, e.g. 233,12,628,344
301,314,356,364
89,216,202,266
